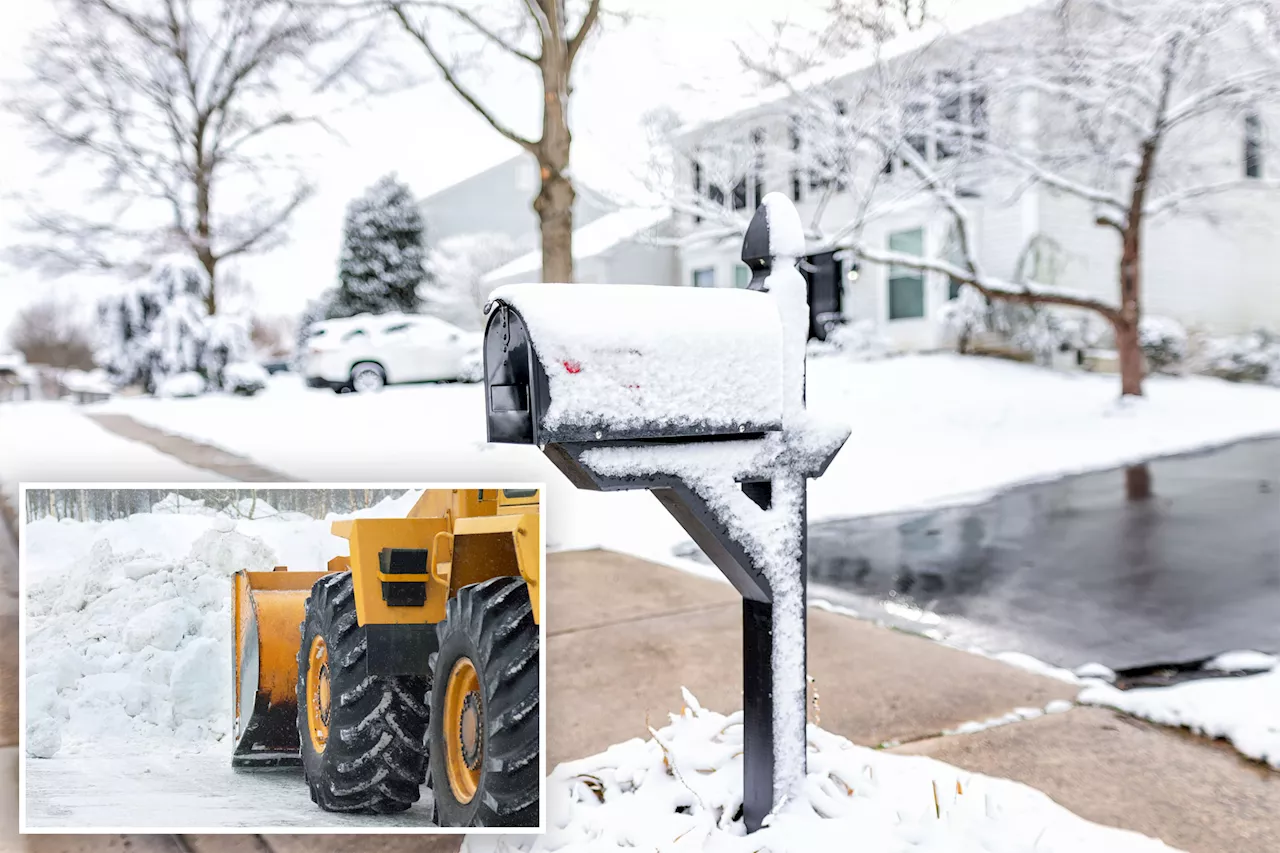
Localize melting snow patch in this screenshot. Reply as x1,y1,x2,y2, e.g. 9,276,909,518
1079,662,1280,769
463,695,1178,853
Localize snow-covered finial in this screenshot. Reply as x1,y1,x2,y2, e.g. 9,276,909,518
741,193,805,290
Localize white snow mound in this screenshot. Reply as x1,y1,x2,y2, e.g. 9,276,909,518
24,526,277,758
464,695,1178,853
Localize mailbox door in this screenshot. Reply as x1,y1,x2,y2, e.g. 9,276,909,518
484,304,547,444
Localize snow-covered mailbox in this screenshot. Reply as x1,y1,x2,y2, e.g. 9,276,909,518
482,194,850,832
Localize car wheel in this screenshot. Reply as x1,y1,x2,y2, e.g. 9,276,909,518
350,363,386,394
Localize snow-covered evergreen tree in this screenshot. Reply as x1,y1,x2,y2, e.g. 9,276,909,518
96,255,249,394
331,175,426,317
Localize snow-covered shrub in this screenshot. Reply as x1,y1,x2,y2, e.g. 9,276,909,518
810,319,893,360
332,174,427,317
96,255,251,395
1195,330,1280,384
939,285,989,352
201,314,251,389
156,372,205,398
1139,315,1188,373
222,361,268,396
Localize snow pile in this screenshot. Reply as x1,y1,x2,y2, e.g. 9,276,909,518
21,493,424,760
487,283,785,439
1078,652,1279,768
156,372,206,398
25,523,279,758
222,361,268,396
464,692,1176,853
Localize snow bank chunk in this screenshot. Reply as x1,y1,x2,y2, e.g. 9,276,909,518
171,638,224,722
186,525,278,575
488,283,784,437
26,718,62,759
1073,662,1117,683
124,601,195,652
1206,650,1276,673
464,695,1177,853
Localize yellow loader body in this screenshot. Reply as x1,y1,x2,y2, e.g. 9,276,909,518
231,489,540,767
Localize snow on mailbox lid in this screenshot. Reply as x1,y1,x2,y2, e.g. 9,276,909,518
486,282,784,441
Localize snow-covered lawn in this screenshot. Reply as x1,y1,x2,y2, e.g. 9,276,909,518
85,353,1280,576
463,692,1177,853
21,491,436,829
1078,653,1279,770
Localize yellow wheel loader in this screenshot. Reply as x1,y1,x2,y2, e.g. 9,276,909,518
231,489,541,827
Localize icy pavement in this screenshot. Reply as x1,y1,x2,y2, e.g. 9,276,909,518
463,693,1178,853
24,753,436,830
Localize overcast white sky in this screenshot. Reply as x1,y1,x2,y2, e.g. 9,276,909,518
0,0,1019,343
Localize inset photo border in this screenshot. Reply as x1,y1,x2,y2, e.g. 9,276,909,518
18,483,545,834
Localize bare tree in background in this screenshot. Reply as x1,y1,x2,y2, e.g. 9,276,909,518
7,297,95,370
8,0,354,312
370,0,606,284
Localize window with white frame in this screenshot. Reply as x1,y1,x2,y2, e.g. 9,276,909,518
887,228,926,320
734,265,751,288
692,267,716,288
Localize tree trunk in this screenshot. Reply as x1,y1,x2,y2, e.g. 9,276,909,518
535,170,576,283
1125,463,1152,501
535,18,575,284
1115,317,1144,398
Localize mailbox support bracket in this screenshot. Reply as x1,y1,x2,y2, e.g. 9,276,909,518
544,442,824,832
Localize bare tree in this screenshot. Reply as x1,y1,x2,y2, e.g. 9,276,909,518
370,0,606,283
7,297,95,370
8,0,351,312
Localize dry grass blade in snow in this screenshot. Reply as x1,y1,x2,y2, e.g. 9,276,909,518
463,694,1181,852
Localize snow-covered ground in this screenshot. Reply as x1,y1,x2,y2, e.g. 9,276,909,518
1078,653,1279,770
87,353,1280,576
463,692,1178,853
0,401,215,507
21,491,436,830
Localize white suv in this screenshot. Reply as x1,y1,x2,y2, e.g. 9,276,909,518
302,312,482,393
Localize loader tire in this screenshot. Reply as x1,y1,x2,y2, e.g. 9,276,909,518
429,576,539,828
297,571,430,814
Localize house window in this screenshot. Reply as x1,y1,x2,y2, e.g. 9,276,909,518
1246,111,1264,178
733,177,748,210
942,224,967,300
692,267,716,288
734,265,751,288
887,228,926,320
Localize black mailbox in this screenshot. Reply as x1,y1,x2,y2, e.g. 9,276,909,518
483,283,786,445
481,195,849,836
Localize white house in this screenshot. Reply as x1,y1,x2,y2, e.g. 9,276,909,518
672,4,1280,349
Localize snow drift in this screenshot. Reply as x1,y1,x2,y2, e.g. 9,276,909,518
463,691,1177,853
23,491,423,759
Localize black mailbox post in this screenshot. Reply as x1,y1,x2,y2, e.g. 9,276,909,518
482,195,849,832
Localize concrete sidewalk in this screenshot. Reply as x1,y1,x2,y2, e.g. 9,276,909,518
3,549,1277,852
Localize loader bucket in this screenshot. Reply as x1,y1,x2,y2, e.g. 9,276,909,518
232,569,329,768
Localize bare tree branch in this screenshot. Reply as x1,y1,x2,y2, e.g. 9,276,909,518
388,3,538,151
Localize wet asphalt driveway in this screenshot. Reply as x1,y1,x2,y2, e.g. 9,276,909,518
809,436,1280,671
